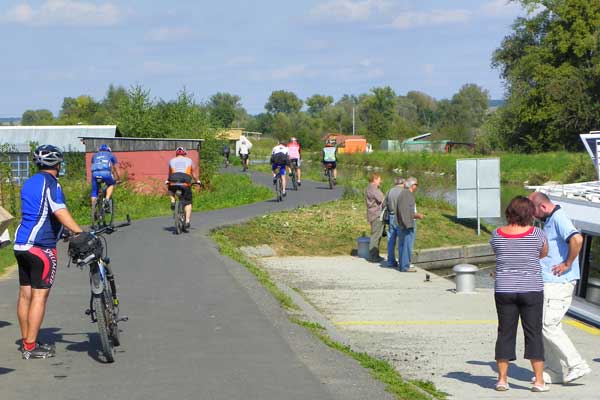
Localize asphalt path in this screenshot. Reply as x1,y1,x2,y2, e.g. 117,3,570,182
0,171,393,400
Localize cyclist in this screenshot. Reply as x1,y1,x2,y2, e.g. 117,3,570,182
322,139,338,184
90,144,120,213
287,137,302,186
14,145,83,359
167,147,200,231
238,137,251,171
271,141,290,197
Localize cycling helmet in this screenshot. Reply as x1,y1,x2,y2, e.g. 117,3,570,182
33,144,64,167
98,144,111,152
290,137,297,142
176,147,187,156
325,139,336,146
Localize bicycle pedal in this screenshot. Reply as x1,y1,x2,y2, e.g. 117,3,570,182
116,316,129,323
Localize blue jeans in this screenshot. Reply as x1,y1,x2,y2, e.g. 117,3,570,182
398,227,415,271
387,213,399,267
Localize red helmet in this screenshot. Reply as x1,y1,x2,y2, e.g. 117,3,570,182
176,147,186,156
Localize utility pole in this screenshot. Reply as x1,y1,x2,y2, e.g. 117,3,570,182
352,106,355,136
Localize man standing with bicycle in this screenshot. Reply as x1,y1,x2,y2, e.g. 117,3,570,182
167,147,200,231
14,145,83,359
287,137,302,187
90,144,120,217
271,141,289,197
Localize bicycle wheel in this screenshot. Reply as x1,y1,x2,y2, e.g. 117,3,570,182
91,201,100,229
291,169,298,191
276,177,282,202
174,199,182,234
327,169,333,189
104,279,120,347
106,198,115,227
93,294,115,362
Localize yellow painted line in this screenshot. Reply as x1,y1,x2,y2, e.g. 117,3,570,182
335,319,600,335
565,319,600,335
334,320,497,326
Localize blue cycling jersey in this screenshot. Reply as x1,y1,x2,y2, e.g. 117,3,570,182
14,172,67,250
91,151,117,173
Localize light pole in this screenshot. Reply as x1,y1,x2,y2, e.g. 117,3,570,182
352,106,355,136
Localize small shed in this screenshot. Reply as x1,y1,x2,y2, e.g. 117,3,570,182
380,140,402,152
322,133,367,154
81,137,204,192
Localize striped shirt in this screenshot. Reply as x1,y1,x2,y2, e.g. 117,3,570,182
490,226,547,293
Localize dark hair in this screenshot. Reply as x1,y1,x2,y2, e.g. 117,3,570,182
505,196,535,226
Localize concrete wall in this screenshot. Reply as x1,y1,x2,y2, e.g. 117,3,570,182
413,243,495,269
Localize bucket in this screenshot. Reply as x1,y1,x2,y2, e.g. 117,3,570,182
357,236,370,259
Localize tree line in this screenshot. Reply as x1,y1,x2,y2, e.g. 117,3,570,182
21,83,490,151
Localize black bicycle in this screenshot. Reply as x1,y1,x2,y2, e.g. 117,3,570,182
289,160,298,191
240,154,249,172
170,182,200,234
324,163,335,189
92,177,118,229
274,172,284,202
67,217,131,363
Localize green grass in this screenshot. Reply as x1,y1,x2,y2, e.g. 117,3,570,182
215,198,490,257
0,173,272,276
332,151,596,185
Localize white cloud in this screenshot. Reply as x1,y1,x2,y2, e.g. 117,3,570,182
480,0,522,18
310,0,389,22
390,9,471,30
146,26,194,42
1,0,121,26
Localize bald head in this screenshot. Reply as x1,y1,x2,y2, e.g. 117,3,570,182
528,191,555,219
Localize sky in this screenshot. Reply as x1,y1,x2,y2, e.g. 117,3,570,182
0,0,531,117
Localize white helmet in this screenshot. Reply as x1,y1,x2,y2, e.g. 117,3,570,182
33,144,64,167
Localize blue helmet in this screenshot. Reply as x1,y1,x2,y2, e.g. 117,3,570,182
98,144,111,152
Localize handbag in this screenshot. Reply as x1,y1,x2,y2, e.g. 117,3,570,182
380,206,389,224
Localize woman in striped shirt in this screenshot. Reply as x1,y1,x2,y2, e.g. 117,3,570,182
490,196,549,392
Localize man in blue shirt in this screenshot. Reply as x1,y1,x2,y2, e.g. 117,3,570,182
529,192,591,384
90,144,120,213
14,145,83,359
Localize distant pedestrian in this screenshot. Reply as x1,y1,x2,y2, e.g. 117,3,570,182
395,177,423,272
529,192,591,384
385,177,404,268
365,173,384,262
490,196,548,392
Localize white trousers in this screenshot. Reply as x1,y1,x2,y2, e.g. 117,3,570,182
542,282,585,376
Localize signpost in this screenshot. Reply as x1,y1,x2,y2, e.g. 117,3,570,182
456,158,501,235
580,131,600,180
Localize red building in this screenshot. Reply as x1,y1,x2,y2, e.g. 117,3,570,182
80,137,203,193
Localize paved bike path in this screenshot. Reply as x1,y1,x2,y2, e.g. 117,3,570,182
0,172,393,400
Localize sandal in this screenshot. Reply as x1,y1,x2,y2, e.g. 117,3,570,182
531,384,549,392
495,382,510,391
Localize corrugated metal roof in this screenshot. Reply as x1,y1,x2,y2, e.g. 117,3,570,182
0,125,118,152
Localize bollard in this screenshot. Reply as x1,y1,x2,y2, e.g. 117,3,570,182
452,264,478,294
357,236,370,259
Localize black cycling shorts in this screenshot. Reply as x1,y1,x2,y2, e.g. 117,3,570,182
15,247,58,289
323,161,337,169
168,185,193,207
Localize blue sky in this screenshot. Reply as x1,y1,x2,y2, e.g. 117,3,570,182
0,0,530,117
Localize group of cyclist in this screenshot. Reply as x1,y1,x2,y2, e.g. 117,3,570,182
11,136,338,359
269,137,337,195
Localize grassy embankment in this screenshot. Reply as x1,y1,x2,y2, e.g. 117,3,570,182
0,173,272,276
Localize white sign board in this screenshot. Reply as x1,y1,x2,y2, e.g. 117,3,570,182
580,132,600,179
456,158,501,234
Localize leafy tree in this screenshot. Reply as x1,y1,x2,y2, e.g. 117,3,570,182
58,95,99,124
359,86,397,141
208,92,242,128
117,85,159,137
492,0,600,151
265,90,303,114
306,94,334,116
21,109,54,125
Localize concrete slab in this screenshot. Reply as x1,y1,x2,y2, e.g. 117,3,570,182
259,255,600,400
